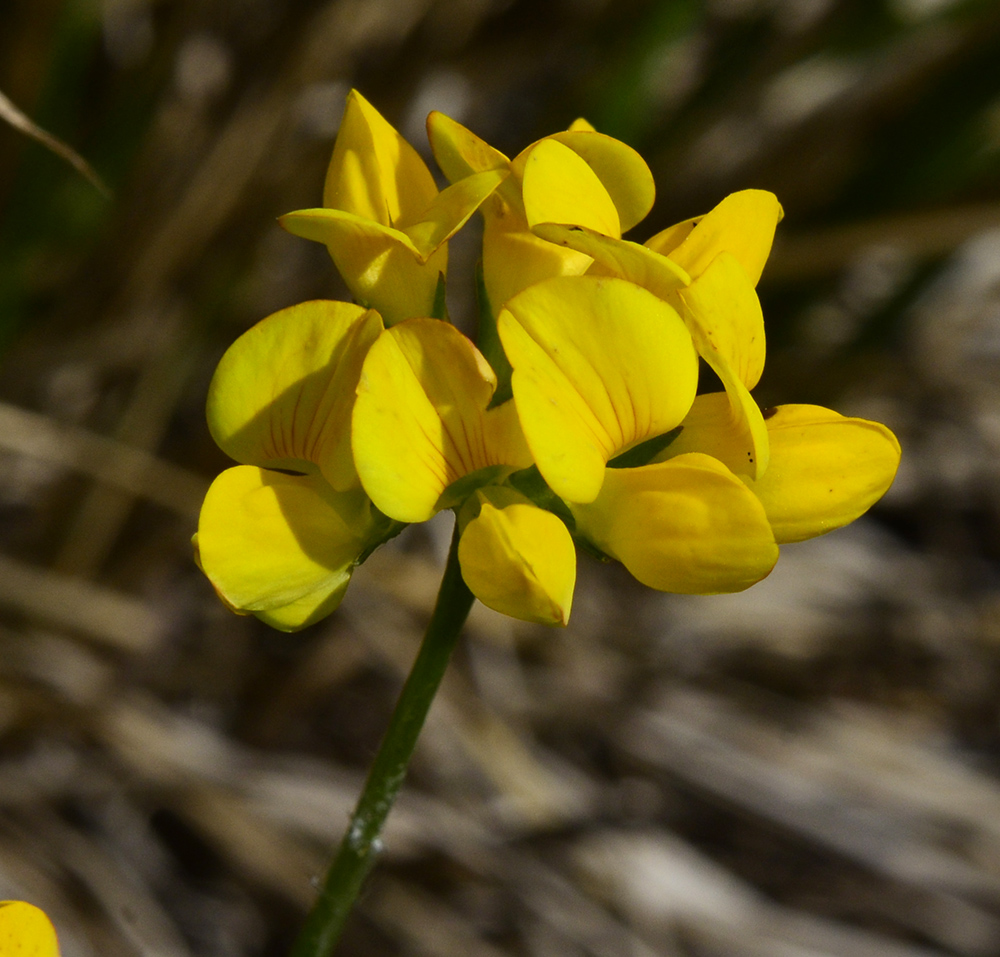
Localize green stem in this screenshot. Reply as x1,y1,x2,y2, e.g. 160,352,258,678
290,526,474,957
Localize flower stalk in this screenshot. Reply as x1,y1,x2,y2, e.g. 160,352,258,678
290,525,474,957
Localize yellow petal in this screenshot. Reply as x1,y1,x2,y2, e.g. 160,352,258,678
656,391,752,472
567,117,596,132
197,466,372,629
482,206,593,315
572,455,778,593
324,89,437,228
426,110,510,183
290,168,507,268
522,139,621,238
458,487,575,625
0,902,59,957
531,224,689,297
513,131,655,233
676,251,765,389
745,405,901,543
499,276,698,504
207,301,382,490
281,206,419,257
643,217,696,259
425,112,524,215
675,255,769,478
522,237,767,479
428,116,653,233
279,209,445,325
400,168,508,259
703,373,766,479
353,319,532,523
252,581,352,631
649,189,783,286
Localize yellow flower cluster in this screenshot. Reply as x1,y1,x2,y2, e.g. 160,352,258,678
194,90,900,630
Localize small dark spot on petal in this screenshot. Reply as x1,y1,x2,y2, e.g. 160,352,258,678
762,407,778,419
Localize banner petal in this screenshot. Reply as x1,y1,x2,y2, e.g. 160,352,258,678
427,110,510,183
520,130,655,232
353,319,531,523
499,276,698,504
324,89,438,227
207,300,381,490
522,139,621,238
676,255,769,478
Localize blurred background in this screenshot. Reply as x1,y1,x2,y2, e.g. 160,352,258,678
3,0,1000,954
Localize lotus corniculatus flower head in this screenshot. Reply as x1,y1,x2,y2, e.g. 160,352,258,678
196,88,901,632
281,90,506,325
193,95,904,957
0,902,60,957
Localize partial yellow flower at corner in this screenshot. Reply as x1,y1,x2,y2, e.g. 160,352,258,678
281,90,506,324
663,393,901,543
531,189,783,480
458,487,575,626
427,110,655,314
0,902,60,957
197,300,387,631
353,319,577,624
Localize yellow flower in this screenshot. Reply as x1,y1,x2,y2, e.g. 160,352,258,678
352,317,576,624
661,393,903,543
195,300,393,631
500,274,900,594
281,90,506,325
0,902,60,957
570,455,779,594
498,276,699,504
530,187,783,480
499,274,777,593
427,112,655,316
198,94,901,626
